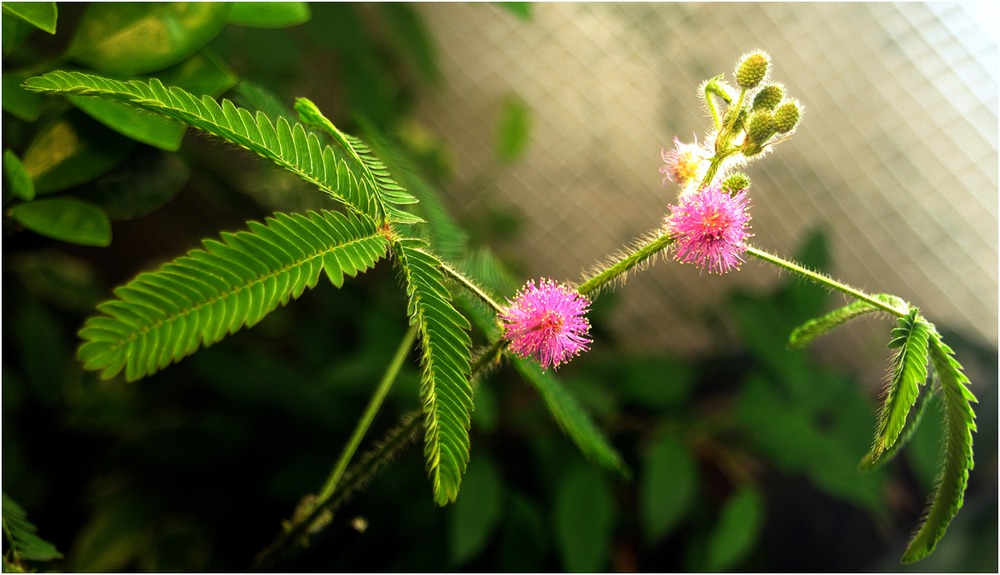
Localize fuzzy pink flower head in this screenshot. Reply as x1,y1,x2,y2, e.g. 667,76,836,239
666,184,752,274
660,136,707,187
500,278,592,370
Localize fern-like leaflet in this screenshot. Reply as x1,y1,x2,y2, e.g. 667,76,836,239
867,309,931,465
77,210,389,381
393,238,474,505
1,492,62,570
21,71,419,226
787,294,906,350
902,329,977,563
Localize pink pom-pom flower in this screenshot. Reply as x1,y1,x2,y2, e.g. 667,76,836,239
666,184,752,274
500,278,592,370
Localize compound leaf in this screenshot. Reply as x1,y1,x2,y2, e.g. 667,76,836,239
77,209,388,381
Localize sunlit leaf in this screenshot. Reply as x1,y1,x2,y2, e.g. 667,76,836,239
21,111,134,194
902,330,977,563
68,3,231,75
9,197,111,246
4,149,34,201
229,2,310,28
1,2,56,34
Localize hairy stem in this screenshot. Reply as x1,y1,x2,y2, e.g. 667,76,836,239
576,231,675,297
745,245,908,317
440,261,507,315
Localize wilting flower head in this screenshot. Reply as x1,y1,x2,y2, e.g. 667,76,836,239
660,136,707,188
500,278,592,370
666,184,752,274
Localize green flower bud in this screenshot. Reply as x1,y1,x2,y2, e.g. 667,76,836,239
752,84,783,111
722,172,751,194
735,51,770,89
773,99,802,133
743,110,776,156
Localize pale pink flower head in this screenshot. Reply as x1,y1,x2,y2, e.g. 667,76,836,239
660,136,707,188
501,278,592,370
666,184,752,274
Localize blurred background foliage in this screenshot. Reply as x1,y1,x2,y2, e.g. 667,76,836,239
2,3,996,572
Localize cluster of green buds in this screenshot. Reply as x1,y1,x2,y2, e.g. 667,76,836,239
697,51,803,186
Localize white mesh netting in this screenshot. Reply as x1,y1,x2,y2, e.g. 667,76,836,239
412,3,998,381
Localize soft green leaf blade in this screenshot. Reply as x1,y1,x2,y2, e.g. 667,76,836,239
69,96,187,151
377,3,440,84
902,330,977,563
4,149,35,200
868,310,931,465
788,294,906,349
23,71,380,220
704,487,764,571
67,51,237,151
2,2,56,34
554,464,615,572
641,435,699,543
21,111,134,194
496,94,532,164
68,3,231,75
76,210,387,381
449,455,504,566
497,2,532,20
393,239,473,505
3,72,47,121
1,492,63,565
229,2,310,27
10,197,111,246
512,357,630,478
81,149,190,221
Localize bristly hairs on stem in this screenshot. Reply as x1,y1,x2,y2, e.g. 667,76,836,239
576,229,675,298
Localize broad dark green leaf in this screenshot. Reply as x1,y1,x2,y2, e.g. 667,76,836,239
10,197,111,246
641,435,698,543
69,3,231,75
3,72,46,121
554,464,615,572
449,455,504,565
704,487,764,571
79,149,189,220
4,149,34,201
21,111,134,194
69,96,187,151
378,3,440,84
229,2,310,28
2,2,56,34
496,94,532,164
621,356,696,409
69,51,238,151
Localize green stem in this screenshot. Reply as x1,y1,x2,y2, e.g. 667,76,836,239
317,324,418,502
577,232,675,297
440,261,506,315
745,245,908,317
